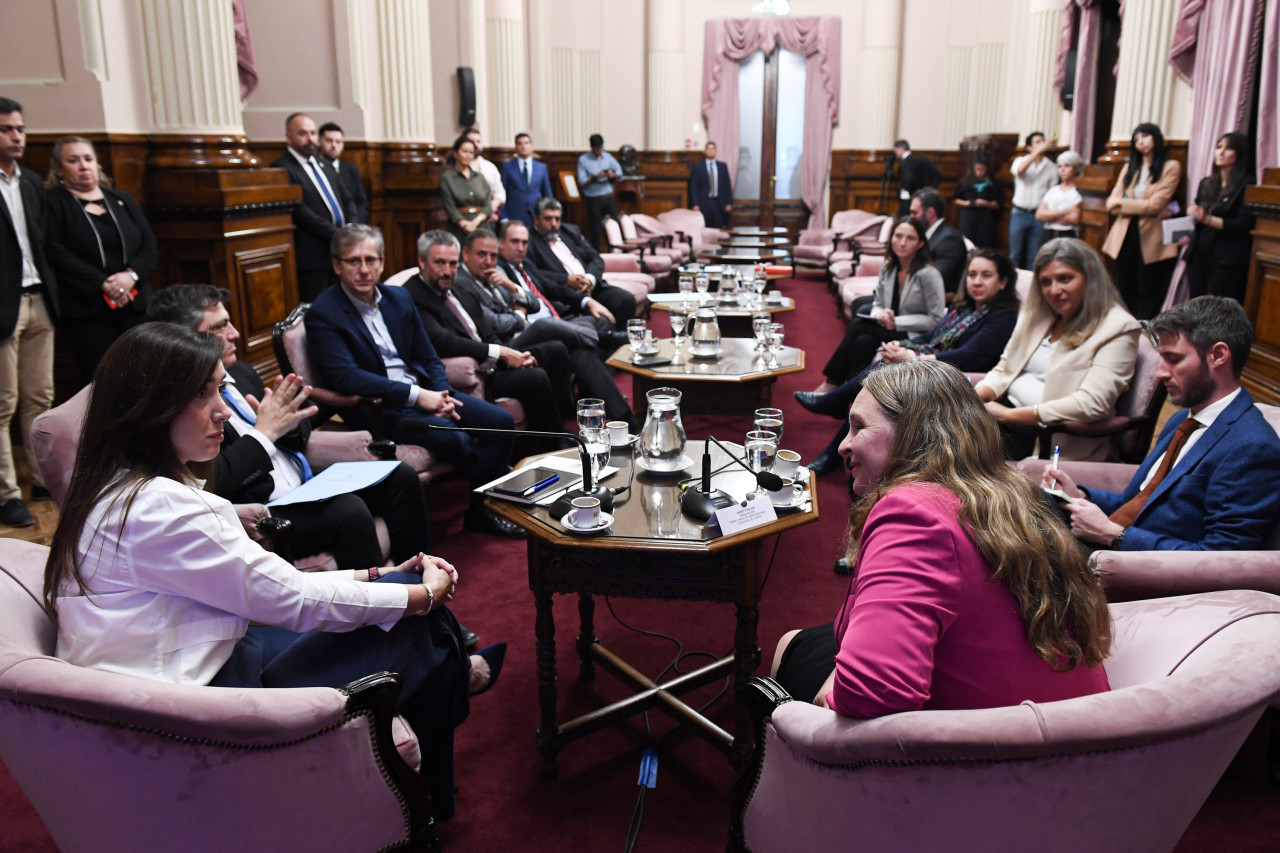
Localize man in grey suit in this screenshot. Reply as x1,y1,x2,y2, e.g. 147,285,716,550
272,112,350,301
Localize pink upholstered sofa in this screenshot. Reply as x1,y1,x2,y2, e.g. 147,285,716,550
0,539,438,852
732,590,1280,853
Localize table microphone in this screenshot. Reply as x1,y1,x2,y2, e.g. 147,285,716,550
680,434,785,520
405,422,616,517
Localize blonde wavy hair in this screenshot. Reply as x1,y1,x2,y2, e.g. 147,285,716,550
1023,237,1126,347
849,360,1111,670
44,135,113,189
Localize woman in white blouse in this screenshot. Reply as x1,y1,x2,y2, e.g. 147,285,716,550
1036,150,1085,239
43,322,501,822
976,238,1140,461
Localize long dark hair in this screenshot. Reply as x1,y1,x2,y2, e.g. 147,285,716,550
954,248,1020,311
1124,122,1169,189
884,216,934,279
44,323,224,622
1198,131,1251,209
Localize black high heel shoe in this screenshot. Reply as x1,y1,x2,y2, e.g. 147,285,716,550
470,642,507,696
806,452,842,476
794,390,844,418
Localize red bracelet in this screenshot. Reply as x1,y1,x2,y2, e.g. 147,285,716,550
368,567,378,582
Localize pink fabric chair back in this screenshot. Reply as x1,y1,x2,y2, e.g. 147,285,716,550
603,217,624,250
630,213,671,237
383,267,417,287
29,385,93,507
738,590,1280,853
658,208,708,242
619,214,639,241
1015,268,1032,301
829,209,876,234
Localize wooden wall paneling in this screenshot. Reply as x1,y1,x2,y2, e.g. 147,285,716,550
1242,169,1280,405
376,143,447,273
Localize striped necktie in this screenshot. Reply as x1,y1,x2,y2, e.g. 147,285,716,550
309,159,344,226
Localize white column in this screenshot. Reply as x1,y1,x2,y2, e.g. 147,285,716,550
137,0,242,133
485,0,528,145
374,0,435,142
942,46,973,145
966,41,1006,137
852,0,902,149
647,0,685,150
459,0,489,134
1109,0,1180,139
1022,0,1064,138
527,0,550,143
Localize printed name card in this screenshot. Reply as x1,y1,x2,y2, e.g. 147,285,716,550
713,496,778,535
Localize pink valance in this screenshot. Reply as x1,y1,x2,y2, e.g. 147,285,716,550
1168,0,1207,82
234,0,259,100
701,17,841,228
1054,0,1104,162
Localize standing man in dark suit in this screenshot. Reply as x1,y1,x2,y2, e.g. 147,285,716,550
318,121,369,224
525,197,635,331
273,112,350,302
894,139,942,217
148,284,435,570
910,189,967,295
305,224,523,538
405,229,570,438
688,141,733,228
499,132,554,226
0,97,57,527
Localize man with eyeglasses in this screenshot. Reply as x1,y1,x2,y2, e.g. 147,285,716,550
306,224,525,538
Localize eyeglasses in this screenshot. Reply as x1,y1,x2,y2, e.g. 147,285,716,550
338,255,383,269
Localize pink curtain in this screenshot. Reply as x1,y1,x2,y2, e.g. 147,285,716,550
1162,0,1266,309
1055,0,1104,162
233,0,259,100
701,17,841,228
1259,0,1280,171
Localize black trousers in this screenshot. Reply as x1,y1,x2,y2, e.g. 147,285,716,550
273,461,431,570
392,391,514,489
488,340,571,435
584,194,620,250
822,316,906,384
512,322,634,426
587,283,637,330
1185,254,1248,304
1113,223,1175,321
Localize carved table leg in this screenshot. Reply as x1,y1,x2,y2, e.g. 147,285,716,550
730,602,761,769
577,593,596,681
534,587,561,779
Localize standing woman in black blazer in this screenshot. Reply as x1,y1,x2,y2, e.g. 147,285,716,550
1183,132,1255,304
44,136,156,380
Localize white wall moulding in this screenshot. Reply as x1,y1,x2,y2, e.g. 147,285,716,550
485,15,527,144
77,0,109,83
1022,4,1062,139
1109,0,1180,140
377,0,435,142
138,0,242,133
648,50,685,150
0,1,65,85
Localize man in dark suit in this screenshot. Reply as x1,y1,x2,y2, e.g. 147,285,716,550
894,139,942,217
306,224,524,538
148,284,434,569
525,197,636,330
454,228,635,429
272,112,350,302
1044,297,1280,552
0,97,57,528
318,121,369,224
910,189,967,295
688,141,733,228
499,132,554,226
404,229,571,437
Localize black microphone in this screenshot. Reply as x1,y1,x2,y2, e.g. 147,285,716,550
404,422,615,517
680,434,785,520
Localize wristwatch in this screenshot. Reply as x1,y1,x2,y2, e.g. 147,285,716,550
1109,528,1127,550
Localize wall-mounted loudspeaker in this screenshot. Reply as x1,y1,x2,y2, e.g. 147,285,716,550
457,67,476,126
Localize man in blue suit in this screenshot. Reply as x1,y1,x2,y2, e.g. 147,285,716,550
499,132,554,226
305,223,525,538
1044,296,1280,552
688,142,733,228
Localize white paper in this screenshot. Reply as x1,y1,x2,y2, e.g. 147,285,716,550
1161,216,1195,245
474,455,620,507
267,461,401,507
712,496,778,534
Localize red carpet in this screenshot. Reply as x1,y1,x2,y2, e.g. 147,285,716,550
4,275,1279,850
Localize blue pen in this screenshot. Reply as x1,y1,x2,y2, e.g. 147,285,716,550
521,473,559,496
1051,445,1060,472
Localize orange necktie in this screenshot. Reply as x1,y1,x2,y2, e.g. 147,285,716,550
1109,418,1201,528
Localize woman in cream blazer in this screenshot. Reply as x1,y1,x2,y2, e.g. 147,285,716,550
1101,123,1182,320
977,238,1140,461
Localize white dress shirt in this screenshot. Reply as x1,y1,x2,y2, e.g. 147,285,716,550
473,155,506,208
221,372,304,501
1011,155,1058,209
287,146,343,223
0,163,42,288
1137,388,1241,490
547,234,596,285
56,476,407,685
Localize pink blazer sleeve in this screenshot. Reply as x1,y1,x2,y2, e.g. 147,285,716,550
827,488,967,718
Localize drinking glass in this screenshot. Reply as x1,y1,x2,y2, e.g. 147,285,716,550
766,323,785,364
678,274,695,297
626,318,648,355
668,308,688,347
580,427,611,486
754,407,784,443
576,397,607,433
752,272,768,306
751,312,771,351
695,273,710,297
744,429,779,500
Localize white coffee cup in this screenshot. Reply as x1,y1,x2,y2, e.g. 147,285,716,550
769,478,802,507
607,420,630,445
774,449,801,479
569,496,602,528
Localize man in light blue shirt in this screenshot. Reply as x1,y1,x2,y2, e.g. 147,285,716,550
576,133,622,251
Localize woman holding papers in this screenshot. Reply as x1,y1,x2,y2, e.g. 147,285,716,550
771,360,1111,718
44,323,503,822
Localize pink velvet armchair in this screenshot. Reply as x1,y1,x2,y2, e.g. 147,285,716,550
0,539,439,852
732,590,1280,853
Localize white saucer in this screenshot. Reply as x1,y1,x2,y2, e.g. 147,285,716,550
560,511,615,534
689,346,722,359
766,293,785,304
769,490,809,512
634,453,695,475
633,346,660,357
610,433,639,447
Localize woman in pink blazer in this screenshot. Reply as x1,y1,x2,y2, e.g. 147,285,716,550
771,360,1111,717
